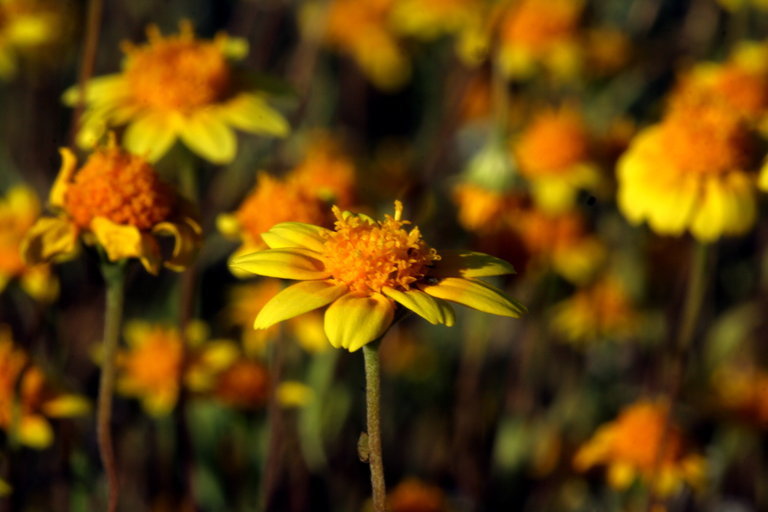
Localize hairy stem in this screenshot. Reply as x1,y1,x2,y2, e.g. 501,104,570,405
363,342,386,512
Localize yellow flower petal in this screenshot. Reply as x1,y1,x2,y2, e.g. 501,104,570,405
20,266,59,302
219,93,290,137
324,292,395,351
179,111,237,164
229,249,328,280
21,217,79,264
42,395,91,417
430,250,515,278
690,178,727,242
152,218,202,271
420,277,526,318
18,415,53,449
381,287,455,326
277,381,314,408
50,148,78,208
62,74,127,106
90,217,162,274
607,462,635,489
255,280,347,329
260,222,330,253
124,112,180,162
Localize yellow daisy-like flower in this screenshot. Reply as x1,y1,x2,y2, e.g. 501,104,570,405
551,276,639,345
496,0,584,80
21,140,201,274
712,364,768,426
0,185,58,301
0,326,89,449
387,478,447,512
574,400,705,496
0,0,63,79
230,201,525,352
115,320,238,416
617,95,762,242
64,21,289,164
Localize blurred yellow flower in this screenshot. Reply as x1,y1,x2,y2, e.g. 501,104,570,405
497,0,583,79
230,201,525,351
64,21,289,163
551,276,639,345
21,140,201,274
0,326,89,449
0,185,58,301
618,95,762,242
514,106,600,212
574,400,705,496
391,0,481,40
387,478,446,512
276,381,314,408
312,0,410,90
0,0,63,79
712,364,768,426
116,321,238,416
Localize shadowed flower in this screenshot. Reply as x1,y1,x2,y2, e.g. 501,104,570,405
21,140,201,274
64,21,289,163
387,478,447,512
288,134,358,208
0,185,58,301
115,321,238,416
230,201,525,351
213,359,270,409
514,106,600,212
618,95,763,242
0,326,89,449
574,400,705,496
452,182,522,234
0,0,64,79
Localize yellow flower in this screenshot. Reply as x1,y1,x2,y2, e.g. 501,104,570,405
390,0,482,40
618,95,761,242
0,326,89,449
115,321,238,416
310,0,410,90
0,185,58,301
574,400,705,496
712,364,768,426
230,201,525,351
387,478,447,512
0,0,63,79
497,0,584,80
514,106,600,212
64,21,289,163
551,276,639,345
21,141,201,274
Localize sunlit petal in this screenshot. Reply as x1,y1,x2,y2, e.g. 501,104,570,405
260,222,330,252
420,277,526,318
229,248,328,280
430,250,516,278
382,286,454,326
255,280,347,329
324,293,395,351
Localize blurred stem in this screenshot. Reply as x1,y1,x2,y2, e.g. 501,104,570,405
69,0,103,146
97,259,125,512
363,341,386,512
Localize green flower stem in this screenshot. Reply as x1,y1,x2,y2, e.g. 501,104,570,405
363,342,386,512
97,260,125,512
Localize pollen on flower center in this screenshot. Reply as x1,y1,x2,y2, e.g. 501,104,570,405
123,24,231,111
321,201,440,295
64,146,174,230
662,97,753,175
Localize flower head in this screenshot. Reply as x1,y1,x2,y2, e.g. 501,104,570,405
21,141,201,274
230,201,525,351
0,185,58,301
65,21,289,163
574,400,705,496
618,95,762,241
0,326,89,449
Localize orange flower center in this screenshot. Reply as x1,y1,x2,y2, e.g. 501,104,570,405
64,146,174,230
610,403,683,470
236,173,328,247
321,202,440,295
516,109,589,176
123,25,231,111
662,97,753,175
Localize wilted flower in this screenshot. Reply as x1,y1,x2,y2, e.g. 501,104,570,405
65,21,289,163
574,400,705,496
230,201,525,351
0,326,89,449
21,139,201,274
0,185,58,301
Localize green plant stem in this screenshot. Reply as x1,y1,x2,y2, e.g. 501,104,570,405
363,342,386,512
97,260,125,512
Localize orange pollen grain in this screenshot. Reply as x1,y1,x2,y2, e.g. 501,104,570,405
661,99,752,175
321,202,440,295
516,110,589,176
124,31,231,111
64,147,174,230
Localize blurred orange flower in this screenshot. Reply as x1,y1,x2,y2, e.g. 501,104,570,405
713,364,768,426
387,478,447,512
